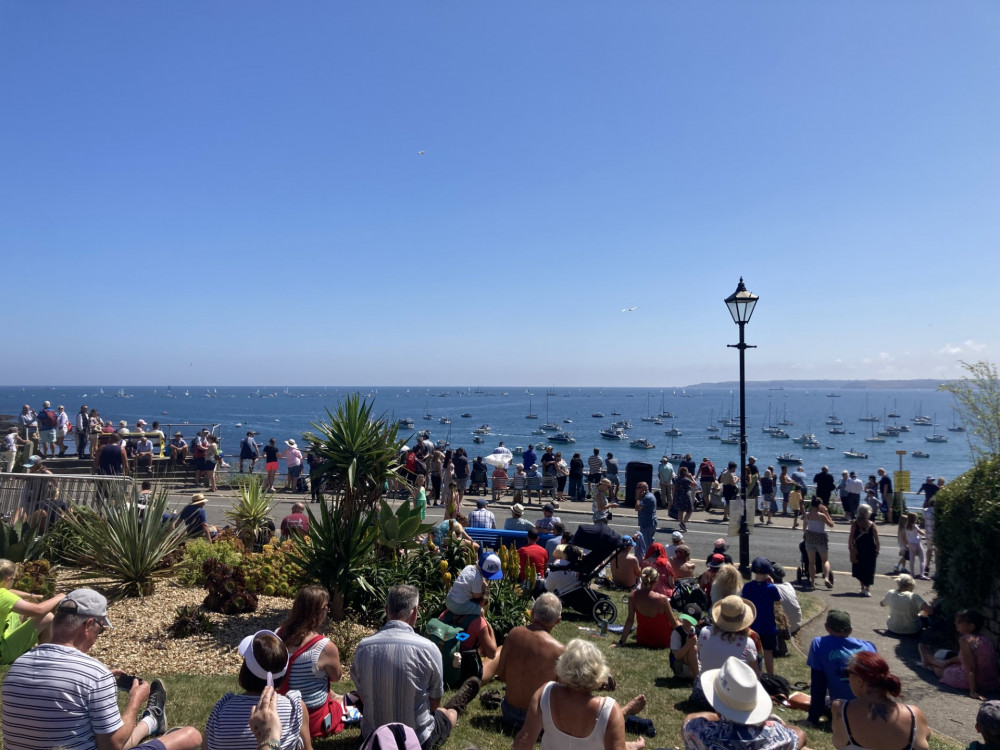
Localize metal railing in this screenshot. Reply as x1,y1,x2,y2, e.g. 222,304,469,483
0,473,135,525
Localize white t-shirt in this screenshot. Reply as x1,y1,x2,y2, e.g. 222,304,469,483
697,625,758,673
774,581,802,633
882,589,926,635
544,564,578,594
448,564,484,605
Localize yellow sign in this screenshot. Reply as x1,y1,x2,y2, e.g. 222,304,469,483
894,470,910,494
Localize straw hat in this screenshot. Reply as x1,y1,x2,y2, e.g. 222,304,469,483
711,595,756,632
285,439,297,448
511,503,524,516
189,494,208,506
699,657,772,725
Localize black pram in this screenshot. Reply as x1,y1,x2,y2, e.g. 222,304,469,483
546,523,625,625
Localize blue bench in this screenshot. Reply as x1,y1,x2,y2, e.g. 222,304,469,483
465,527,554,550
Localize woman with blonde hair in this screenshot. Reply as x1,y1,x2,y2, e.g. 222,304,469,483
710,564,742,609
277,586,345,739
616,566,680,649
592,478,618,522
513,638,646,750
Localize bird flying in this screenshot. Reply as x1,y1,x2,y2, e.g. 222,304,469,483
621,306,638,312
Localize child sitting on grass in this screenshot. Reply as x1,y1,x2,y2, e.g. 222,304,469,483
0,558,66,665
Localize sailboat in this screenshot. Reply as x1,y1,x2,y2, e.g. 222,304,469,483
641,393,658,422
541,394,559,430
658,391,674,419
864,415,885,443
859,393,880,422
164,386,175,398
707,408,719,432
925,415,948,442
525,397,538,419
947,409,965,433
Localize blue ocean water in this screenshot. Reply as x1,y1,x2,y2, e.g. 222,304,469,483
2,385,974,485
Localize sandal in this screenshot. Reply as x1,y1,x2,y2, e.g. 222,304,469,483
479,689,503,710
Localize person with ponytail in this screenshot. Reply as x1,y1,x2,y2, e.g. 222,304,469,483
615,566,680,649
831,651,930,750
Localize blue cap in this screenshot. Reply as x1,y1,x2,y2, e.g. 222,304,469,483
622,535,635,547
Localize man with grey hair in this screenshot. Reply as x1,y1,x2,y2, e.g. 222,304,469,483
351,584,480,750
1,588,201,750
495,593,565,730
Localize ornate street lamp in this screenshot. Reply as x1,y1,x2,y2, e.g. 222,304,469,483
725,277,758,578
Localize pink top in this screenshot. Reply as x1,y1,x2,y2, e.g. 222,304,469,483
941,634,998,691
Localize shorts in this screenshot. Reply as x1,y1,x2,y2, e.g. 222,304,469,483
288,464,303,478
135,742,166,750
758,632,779,652
607,473,619,487
1,612,38,665
804,530,828,554
203,460,216,472
194,457,207,471
457,477,470,490
672,660,696,680
38,428,56,443
266,461,279,472
421,708,453,750
240,447,258,460
588,473,602,484
500,698,527,730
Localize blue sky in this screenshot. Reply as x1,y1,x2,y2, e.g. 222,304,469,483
2,2,998,386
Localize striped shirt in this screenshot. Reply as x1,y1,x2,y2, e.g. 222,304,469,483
1,643,122,750
286,638,331,709
351,620,444,745
588,455,604,476
206,691,303,750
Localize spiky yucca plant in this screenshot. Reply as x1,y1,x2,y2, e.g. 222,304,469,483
225,474,275,550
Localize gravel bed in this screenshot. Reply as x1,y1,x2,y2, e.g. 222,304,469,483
56,570,368,677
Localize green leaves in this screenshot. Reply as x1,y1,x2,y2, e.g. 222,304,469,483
940,360,1000,460
376,499,434,555
59,484,188,598
224,474,275,550
0,520,43,563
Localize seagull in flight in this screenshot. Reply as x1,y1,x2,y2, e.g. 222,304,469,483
621,306,638,313
417,151,425,155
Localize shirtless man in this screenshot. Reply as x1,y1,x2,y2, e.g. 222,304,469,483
610,535,642,589
496,593,565,730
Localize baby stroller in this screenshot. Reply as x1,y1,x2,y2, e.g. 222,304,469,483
547,523,624,625
469,466,489,496
795,540,834,586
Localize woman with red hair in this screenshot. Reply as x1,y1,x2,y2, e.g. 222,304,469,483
832,650,930,750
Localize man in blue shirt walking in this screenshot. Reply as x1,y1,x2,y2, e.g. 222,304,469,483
635,481,657,561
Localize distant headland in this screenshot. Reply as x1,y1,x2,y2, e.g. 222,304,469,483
683,379,945,390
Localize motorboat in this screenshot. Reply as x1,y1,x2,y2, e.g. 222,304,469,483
564,419,573,423
913,416,932,426
791,433,816,444
770,429,790,439
613,419,633,430
600,426,628,440
440,416,451,424
843,449,868,459
924,434,948,443
825,416,843,426
706,424,719,432
829,427,846,435
513,446,524,456
630,438,656,449
664,427,682,437
473,424,491,435
435,439,449,450
531,428,546,436
720,434,739,445
802,439,821,449
911,450,930,458
399,418,415,428
473,436,485,444
708,434,721,440
776,453,802,464
461,413,472,418
591,412,605,418
549,431,576,443
542,422,560,431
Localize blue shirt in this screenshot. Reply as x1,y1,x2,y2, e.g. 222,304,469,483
791,470,808,491
741,579,782,635
638,491,657,528
522,449,537,470
807,634,876,701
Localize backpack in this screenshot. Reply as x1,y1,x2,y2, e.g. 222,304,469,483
40,409,58,428
670,577,709,615
424,612,480,689
360,723,421,750
759,672,792,700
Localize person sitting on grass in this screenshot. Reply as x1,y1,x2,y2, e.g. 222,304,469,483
670,605,702,682
969,700,1000,750
610,535,642,590
206,629,311,749
445,553,503,618
432,513,478,552
616,566,681,650
277,586,346,739
919,609,999,701
682,657,807,750
803,610,876,728
1,588,202,750
513,638,647,750
0,558,66,665
880,573,931,636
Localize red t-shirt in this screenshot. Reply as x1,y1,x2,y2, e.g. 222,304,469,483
280,512,310,537
518,544,548,581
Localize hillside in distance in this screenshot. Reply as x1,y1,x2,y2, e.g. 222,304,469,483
684,379,945,390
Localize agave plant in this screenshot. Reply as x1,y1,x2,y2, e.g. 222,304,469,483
304,393,408,517
0,520,44,563
225,474,275,550
60,484,188,597
376,499,435,558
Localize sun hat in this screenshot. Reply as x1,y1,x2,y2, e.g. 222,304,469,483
711,596,756,633
480,553,503,581
751,557,773,575
707,553,726,569
238,630,288,681
190,493,208,506
700,657,772,725
57,588,113,628
285,439,297,448
672,531,684,542
511,503,525,516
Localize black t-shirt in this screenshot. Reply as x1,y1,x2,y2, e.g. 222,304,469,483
814,472,836,495
453,454,469,479
542,452,557,476
263,444,279,463
680,459,696,475
878,475,893,495
569,457,585,478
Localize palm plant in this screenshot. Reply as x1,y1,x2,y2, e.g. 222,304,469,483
304,393,408,516
60,484,188,597
225,474,275,550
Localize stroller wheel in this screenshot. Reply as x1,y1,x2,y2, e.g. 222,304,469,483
592,599,618,625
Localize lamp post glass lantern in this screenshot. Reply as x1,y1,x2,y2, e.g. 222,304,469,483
725,277,758,577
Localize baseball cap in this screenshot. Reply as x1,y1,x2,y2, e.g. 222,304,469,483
22,455,43,468
672,531,684,542
751,557,773,575
684,603,703,621
57,589,113,628
476,497,488,507
826,610,852,633
542,503,555,512
621,535,635,547
926,475,934,482
480,553,503,580
679,613,699,627
708,554,726,569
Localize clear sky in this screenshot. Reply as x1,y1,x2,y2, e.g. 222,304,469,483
3,2,998,387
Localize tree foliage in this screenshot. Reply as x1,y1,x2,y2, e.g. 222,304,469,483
939,360,1000,459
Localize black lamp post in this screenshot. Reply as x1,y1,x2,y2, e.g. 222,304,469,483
725,277,758,578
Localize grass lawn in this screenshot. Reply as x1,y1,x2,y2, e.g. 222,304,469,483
0,594,965,750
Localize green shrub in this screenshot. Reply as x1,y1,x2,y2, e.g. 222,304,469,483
242,538,303,598
40,508,100,564
13,559,56,597
225,476,275,551
60,487,188,597
179,539,244,586
202,559,258,614
933,455,1000,617
168,604,213,638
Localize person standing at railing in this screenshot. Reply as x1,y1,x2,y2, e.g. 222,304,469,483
16,405,37,460
2,428,29,474
97,433,129,477
75,405,90,459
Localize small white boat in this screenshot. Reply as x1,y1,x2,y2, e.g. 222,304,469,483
843,449,868,459
591,412,605,418
440,416,451,424
829,427,846,435
664,427,682,437
776,453,802,464
630,438,656,449
600,426,628,440
864,435,885,443
912,450,930,458
924,434,948,443
549,431,576,443
399,418,415,428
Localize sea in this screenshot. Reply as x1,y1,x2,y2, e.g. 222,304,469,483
2,385,975,488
